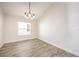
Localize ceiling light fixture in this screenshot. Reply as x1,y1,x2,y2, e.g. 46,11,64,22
24,2,35,20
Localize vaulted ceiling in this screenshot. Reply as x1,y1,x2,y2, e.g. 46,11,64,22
0,2,53,20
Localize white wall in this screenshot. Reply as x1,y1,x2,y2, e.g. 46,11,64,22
38,3,79,56
0,8,4,47
67,3,79,56
4,15,38,43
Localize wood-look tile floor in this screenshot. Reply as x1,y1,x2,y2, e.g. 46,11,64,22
0,39,77,57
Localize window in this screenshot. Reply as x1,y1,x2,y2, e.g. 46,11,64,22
17,22,31,35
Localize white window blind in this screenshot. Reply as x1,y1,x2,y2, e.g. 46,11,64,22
17,22,31,35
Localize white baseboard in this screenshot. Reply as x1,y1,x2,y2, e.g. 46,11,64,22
3,38,79,56
4,38,37,44
0,43,4,48
39,39,79,56
53,44,79,56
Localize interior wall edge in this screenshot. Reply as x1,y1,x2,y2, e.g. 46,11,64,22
4,38,38,44
0,43,4,48
0,8,4,48
38,38,79,56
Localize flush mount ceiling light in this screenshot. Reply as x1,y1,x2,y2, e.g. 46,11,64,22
24,2,35,20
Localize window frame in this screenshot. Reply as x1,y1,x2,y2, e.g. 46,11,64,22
17,22,31,36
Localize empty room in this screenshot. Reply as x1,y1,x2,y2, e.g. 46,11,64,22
0,2,79,57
